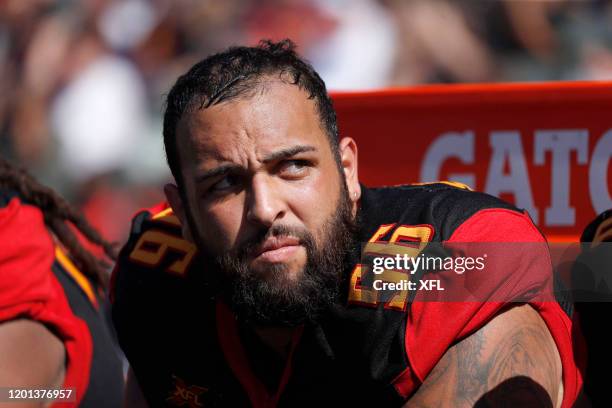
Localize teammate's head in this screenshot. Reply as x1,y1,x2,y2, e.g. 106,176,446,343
0,157,116,287
163,40,362,327
581,209,612,244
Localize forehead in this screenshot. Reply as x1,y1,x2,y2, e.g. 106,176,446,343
175,80,329,168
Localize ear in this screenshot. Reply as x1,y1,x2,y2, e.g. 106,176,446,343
338,137,361,204
164,183,194,242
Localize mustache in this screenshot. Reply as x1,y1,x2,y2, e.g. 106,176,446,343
235,224,316,259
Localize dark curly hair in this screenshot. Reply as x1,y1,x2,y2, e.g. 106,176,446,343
163,39,339,188
0,157,116,287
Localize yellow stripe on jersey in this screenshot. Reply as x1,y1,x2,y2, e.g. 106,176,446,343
55,246,99,308
152,207,181,226
411,181,472,191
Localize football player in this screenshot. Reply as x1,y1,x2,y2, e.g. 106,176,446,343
112,40,581,407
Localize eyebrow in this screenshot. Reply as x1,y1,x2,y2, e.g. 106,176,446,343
262,145,317,163
195,163,242,183
195,145,317,183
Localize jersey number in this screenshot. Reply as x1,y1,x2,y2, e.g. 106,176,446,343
129,230,196,276
348,224,433,311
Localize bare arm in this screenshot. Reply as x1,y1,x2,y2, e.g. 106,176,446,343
404,304,563,408
124,367,149,408
0,319,65,408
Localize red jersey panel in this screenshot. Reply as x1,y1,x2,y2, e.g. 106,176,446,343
401,209,581,408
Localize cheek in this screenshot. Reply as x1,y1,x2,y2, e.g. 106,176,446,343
196,198,245,254
287,166,340,232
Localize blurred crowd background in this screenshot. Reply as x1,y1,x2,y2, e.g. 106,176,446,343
2,0,612,255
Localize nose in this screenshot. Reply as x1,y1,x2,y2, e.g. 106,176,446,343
245,174,286,228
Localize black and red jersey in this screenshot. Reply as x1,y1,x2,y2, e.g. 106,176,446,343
0,190,124,407
111,183,582,407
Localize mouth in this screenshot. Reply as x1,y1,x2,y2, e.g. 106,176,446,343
250,236,302,263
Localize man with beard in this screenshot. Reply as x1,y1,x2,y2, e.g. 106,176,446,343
111,40,581,407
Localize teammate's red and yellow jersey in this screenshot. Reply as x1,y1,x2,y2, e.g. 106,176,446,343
111,183,582,407
0,191,124,407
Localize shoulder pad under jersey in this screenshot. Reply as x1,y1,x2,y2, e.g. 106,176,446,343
110,203,199,304
357,181,523,243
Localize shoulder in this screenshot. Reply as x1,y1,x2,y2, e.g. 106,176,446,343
359,182,537,242
110,203,220,397
110,202,196,303
110,202,211,354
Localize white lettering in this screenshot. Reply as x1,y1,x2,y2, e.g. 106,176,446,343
373,257,384,274
374,279,383,290
421,131,475,187
485,131,539,223
534,129,589,226
590,129,612,213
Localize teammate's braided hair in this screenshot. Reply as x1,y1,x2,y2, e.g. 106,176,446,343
0,157,116,287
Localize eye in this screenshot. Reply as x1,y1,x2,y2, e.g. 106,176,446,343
279,159,310,177
209,174,240,192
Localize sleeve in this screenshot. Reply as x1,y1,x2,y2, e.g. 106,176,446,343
0,197,92,407
397,208,582,408
110,202,198,402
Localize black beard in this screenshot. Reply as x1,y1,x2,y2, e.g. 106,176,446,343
186,184,357,327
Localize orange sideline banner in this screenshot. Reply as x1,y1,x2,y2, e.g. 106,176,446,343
332,82,612,242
